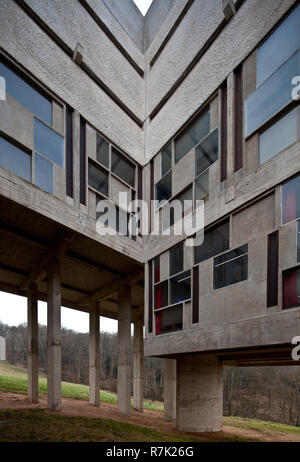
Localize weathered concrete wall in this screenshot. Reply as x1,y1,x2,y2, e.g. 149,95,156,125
145,0,175,49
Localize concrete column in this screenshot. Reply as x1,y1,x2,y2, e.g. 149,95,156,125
89,302,100,406
27,284,38,403
176,355,223,433
133,319,144,411
164,359,176,421
117,285,132,416
47,258,61,411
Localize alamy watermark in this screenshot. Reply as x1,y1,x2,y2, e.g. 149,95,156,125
291,76,300,100
291,336,300,361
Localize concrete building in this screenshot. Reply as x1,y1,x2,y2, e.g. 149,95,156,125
0,0,299,432
0,337,5,361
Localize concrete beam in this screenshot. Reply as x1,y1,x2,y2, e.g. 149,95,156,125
117,284,132,416
133,318,144,411
164,359,176,421
47,258,62,411
89,302,100,406
27,284,38,403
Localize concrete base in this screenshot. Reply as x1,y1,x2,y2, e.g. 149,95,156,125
117,285,132,416
176,355,223,433
164,358,176,421
27,285,38,403
89,305,100,406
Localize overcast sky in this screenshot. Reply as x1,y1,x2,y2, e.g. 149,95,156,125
133,0,153,15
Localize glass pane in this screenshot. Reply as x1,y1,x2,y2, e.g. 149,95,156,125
282,174,300,224
259,107,298,163
154,281,168,309
96,134,109,168
298,221,300,263
245,51,299,137
156,304,183,335
194,169,209,204
170,270,191,304
0,61,52,125
111,147,135,187
88,161,108,196
0,136,31,182
214,245,248,290
257,3,300,86
156,171,172,203
154,256,160,283
214,244,248,266
195,128,219,176
35,153,53,194
194,219,230,264
34,118,64,167
169,243,183,276
175,110,210,163
161,143,172,176
283,268,300,309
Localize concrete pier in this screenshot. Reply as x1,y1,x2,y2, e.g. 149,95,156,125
89,303,100,406
133,319,144,411
164,358,176,421
117,285,132,416
27,284,38,403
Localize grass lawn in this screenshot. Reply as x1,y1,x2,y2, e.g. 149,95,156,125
0,361,163,411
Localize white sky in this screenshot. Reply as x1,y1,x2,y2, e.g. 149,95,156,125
0,292,118,333
133,0,153,15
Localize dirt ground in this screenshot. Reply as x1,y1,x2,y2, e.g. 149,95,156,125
0,391,299,442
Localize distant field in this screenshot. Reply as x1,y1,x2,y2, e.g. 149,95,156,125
0,361,163,411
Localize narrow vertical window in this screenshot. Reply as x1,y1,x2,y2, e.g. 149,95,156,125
148,260,153,333
267,231,279,307
297,221,300,263
220,80,227,181
80,116,86,205
234,64,243,172
138,166,143,200
66,106,73,198
150,159,154,232
192,266,199,323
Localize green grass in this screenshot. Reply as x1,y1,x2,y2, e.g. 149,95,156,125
224,416,300,436
0,361,163,411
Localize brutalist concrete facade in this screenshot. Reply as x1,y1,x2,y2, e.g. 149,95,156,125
0,0,299,433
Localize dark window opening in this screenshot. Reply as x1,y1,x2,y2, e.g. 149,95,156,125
154,256,160,283
148,260,153,333
155,304,183,335
195,128,219,177
282,174,300,224
154,281,168,310
297,221,300,263
96,134,109,168
283,267,300,309
214,244,248,290
175,110,210,164
234,64,243,171
80,117,86,205
161,143,172,176
111,147,135,187
156,171,172,203
66,106,73,198
220,81,228,181
267,231,279,307
170,270,191,305
88,160,108,196
192,266,199,323
194,219,230,264
169,243,183,276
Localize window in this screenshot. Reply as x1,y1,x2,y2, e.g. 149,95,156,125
156,171,171,203
194,219,230,264
282,174,300,224
35,153,53,194
155,304,183,335
283,267,300,309
161,143,172,176
169,243,183,276
257,4,300,87
267,231,279,307
154,281,168,309
80,117,86,205
0,60,52,125
220,81,228,181
175,110,210,163
97,134,109,168
192,266,199,323
259,107,298,164
214,244,248,289
195,128,219,176
111,147,135,187
0,136,31,181
88,160,108,196
66,106,73,198
154,256,160,283
298,221,300,263
162,186,193,230
234,65,243,171
170,270,191,304
148,260,153,333
34,118,64,167
194,169,209,205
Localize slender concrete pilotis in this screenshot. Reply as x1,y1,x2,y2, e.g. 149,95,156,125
27,284,38,403
133,318,144,411
47,258,62,411
164,359,176,421
89,302,100,406
117,285,132,416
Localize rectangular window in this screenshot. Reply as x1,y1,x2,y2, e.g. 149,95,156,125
192,266,199,323
148,260,153,333
195,128,219,177
161,143,172,176
175,110,210,164
154,256,160,283
194,169,209,205
35,153,53,194
282,174,300,224
257,3,300,87
138,166,143,201
170,270,191,304
259,107,298,164
283,267,300,309
154,281,168,309
298,221,300,263
156,171,172,203
66,106,73,198
214,244,248,290
155,304,183,335
163,186,193,231
267,231,279,307
0,136,31,182
88,160,108,196
96,134,109,168
220,81,228,181
234,64,243,171
245,51,299,137
34,118,64,167
80,117,86,205
111,147,135,187
194,219,230,264
0,60,52,125
169,243,183,276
